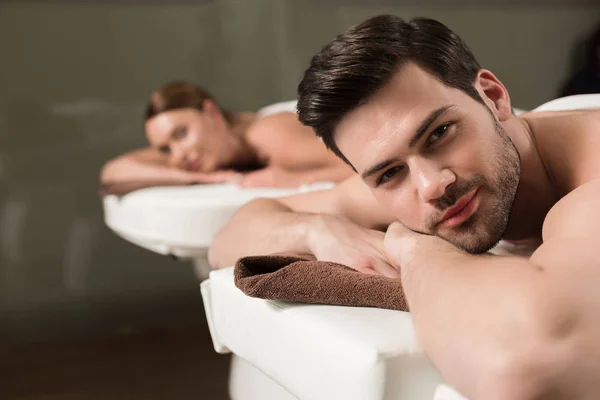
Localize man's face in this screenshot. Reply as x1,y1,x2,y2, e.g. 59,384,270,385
335,63,520,253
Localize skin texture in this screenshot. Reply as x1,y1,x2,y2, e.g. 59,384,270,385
100,99,353,192
210,63,600,399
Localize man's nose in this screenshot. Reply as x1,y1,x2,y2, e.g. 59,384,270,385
410,160,456,203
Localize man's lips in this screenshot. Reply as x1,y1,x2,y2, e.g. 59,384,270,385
438,188,479,228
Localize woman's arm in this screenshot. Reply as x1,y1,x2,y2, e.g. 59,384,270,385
100,148,239,195
101,148,193,185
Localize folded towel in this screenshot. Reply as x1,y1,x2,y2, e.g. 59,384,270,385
234,255,408,311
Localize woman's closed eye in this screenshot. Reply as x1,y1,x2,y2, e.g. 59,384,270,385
426,123,452,146
376,165,403,186
172,126,188,140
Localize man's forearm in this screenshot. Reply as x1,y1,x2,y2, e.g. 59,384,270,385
400,239,567,399
208,199,317,269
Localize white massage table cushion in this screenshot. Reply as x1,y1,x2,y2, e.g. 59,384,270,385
257,100,298,117
103,182,332,258
532,93,600,112
202,268,469,400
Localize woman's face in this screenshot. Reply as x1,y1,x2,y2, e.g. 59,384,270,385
145,104,231,172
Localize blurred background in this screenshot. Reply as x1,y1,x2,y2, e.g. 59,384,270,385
1,0,598,398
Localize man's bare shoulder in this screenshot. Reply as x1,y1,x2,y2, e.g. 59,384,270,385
541,178,600,243
528,110,600,188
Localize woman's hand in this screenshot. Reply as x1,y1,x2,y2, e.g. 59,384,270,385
187,169,242,184
236,167,305,188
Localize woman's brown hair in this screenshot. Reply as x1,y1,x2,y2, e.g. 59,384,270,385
145,81,233,124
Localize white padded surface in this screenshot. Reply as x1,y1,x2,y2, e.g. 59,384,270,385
201,268,468,400
532,94,600,112
228,355,299,400
201,241,535,400
257,100,297,116
103,182,332,258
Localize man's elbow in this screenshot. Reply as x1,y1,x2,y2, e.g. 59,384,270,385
207,231,230,270
206,200,259,269
473,354,567,400
470,308,578,399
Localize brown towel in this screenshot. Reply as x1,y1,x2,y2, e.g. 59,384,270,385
234,255,408,311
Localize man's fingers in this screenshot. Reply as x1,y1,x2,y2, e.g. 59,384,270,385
385,221,409,239
383,221,412,253
353,256,400,279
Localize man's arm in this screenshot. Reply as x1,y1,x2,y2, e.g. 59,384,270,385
208,174,396,270
384,180,600,399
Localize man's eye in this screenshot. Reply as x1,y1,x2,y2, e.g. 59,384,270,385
173,127,187,140
376,166,402,186
427,123,451,145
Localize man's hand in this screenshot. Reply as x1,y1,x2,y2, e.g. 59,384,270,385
384,222,451,279
383,222,422,272
306,215,399,278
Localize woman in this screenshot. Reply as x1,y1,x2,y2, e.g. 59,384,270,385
100,81,353,194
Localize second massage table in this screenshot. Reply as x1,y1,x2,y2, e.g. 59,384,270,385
200,94,600,400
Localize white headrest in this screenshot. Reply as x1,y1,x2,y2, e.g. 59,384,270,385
533,94,600,112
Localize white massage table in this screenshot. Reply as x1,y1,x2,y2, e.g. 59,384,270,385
103,100,311,277
199,94,600,400
103,95,599,400
201,242,533,400
103,182,333,277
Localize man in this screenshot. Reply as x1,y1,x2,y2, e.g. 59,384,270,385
210,15,600,399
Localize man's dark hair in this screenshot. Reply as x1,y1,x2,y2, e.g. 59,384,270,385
297,15,484,165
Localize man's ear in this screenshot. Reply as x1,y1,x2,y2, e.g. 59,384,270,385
474,69,513,122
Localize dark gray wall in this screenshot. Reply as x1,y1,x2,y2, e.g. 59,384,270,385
1,0,598,342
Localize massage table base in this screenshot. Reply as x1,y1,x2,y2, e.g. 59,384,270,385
228,353,460,400
229,355,298,400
